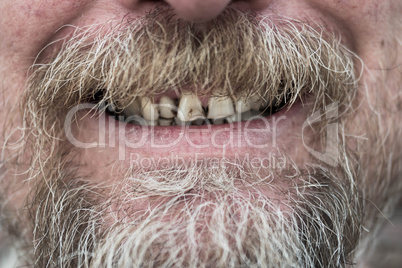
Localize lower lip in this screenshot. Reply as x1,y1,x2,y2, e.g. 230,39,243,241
91,101,305,161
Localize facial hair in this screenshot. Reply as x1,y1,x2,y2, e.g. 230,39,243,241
3,7,377,268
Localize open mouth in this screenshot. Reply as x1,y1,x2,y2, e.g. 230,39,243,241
96,90,288,127
76,87,304,163
25,10,356,165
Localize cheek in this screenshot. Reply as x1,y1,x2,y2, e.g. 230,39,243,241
310,0,392,51
306,0,384,22
0,0,95,65
0,65,25,146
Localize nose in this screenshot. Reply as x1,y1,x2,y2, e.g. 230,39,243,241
164,0,232,22
119,0,239,22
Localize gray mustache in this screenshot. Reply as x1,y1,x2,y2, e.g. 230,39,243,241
26,8,357,129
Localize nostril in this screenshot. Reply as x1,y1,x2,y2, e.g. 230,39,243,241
119,0,267,23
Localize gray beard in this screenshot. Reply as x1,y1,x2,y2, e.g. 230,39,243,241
29,156,362,268
4,7,390,268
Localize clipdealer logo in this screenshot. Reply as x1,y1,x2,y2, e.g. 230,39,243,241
302,102,339,167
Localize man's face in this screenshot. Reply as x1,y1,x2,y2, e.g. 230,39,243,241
0,0,401,267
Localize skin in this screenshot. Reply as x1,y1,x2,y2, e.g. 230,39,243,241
1,0,399,175
0,0,401,266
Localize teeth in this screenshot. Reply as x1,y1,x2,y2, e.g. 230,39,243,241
229,110,263,123
229,113,241,122
123,98,141,116
207,95,235,119
174,117,186,126
159,118,174,126
119,92,269,126
141,97,159,125
159,96,176,119
145,120,157,126
230,99,251,122
177,93,205,123
250,95,264,111
241,110,263,121
235,99,251,114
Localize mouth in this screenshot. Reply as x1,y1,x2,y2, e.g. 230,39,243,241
15,9,365,267
78,88,305,164
96,89,289,127
26,10,357,166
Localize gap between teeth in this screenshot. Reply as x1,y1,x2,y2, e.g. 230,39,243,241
119,92,270,126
